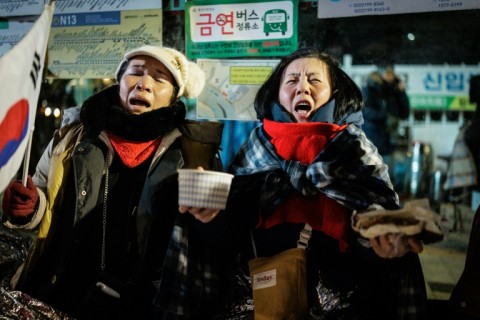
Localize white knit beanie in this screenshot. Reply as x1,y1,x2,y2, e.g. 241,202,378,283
115,45,205,99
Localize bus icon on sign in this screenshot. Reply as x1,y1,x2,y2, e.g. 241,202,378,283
262,9,289,36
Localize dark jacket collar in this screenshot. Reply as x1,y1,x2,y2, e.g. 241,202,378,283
80,85,186,141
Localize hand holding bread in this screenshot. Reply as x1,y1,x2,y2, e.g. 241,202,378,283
369,233,424,258
352,199,444,259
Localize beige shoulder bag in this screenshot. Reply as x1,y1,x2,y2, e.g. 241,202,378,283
248,224,312,320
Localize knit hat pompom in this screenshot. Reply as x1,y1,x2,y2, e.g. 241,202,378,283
115,45,205,99
184,61,205,99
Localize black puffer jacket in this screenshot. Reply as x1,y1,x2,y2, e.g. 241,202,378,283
13,85,228,319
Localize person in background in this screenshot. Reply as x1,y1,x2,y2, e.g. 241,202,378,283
447,75,480,320
361,64,410,190
448,204,480,320
1,45,230,319
463,74,480,190
227,48,427,319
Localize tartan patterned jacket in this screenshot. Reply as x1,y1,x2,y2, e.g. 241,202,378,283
228,119,427,320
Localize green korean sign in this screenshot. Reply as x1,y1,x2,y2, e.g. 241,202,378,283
186,0,298,59
409,94,477,111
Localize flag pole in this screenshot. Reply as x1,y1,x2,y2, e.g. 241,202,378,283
22,126,35,186
21,1,54,186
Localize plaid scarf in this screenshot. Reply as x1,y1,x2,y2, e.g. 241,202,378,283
230,123,399,212
153,215,220,319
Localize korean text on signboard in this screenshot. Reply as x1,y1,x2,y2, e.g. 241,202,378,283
48,8,163,79
186,0,298,59
347,64,479,111
317,0,480,19
409,67,479,111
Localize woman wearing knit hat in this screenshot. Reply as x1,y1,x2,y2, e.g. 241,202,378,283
1,45,230,319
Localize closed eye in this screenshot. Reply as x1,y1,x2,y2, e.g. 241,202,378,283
152,74,170,83
127,70,143,77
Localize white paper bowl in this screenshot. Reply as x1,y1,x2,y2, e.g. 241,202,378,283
178,169,234,210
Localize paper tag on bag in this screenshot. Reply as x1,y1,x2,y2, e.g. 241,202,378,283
252,269,277,290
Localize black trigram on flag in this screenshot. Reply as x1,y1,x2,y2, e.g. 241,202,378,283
30,51,41,90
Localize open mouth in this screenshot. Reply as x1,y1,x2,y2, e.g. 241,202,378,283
294,102,312,115
129,98,151,108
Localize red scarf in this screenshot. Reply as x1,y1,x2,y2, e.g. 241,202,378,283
261,119,351,251
108,133,161,168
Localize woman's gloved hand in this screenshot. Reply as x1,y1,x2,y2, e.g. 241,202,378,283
2,175,39,220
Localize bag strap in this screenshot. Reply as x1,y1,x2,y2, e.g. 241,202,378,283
250,223,313,259
296,223,312,249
